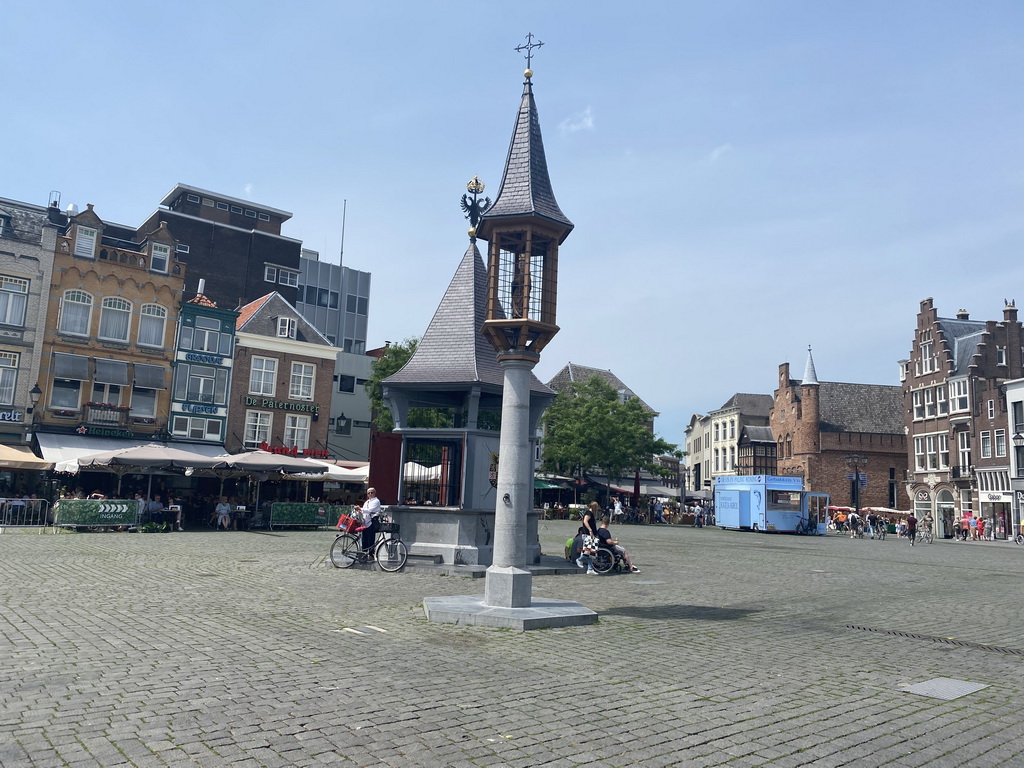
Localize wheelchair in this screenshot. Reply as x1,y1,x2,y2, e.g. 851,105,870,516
592,546,627,574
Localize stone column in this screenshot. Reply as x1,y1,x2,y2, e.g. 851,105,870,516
484,358,534,607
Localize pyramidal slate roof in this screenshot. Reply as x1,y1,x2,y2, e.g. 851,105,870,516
546,362,655,413
479,77,573,236
716,393,774,417
816,381,904,434
384,241,553,393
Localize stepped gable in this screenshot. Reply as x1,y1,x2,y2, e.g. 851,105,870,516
479,77,573,237
936,317,986,376
817,381,904,434
546,362,654,413
384,241,552,393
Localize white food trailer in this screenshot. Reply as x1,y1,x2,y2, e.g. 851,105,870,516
714,475,830,534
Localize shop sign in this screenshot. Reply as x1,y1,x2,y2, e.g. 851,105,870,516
185,352,224,365
258,441,329,459
916,490,931,501
985,492,1009,502
182,403,219,415
245,396,319,415
0,409,24,422
76,425,133,439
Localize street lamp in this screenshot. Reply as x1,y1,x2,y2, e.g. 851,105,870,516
28,383,42,414
844,454,868,519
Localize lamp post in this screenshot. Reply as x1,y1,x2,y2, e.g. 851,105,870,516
1013,433,1024,537
844,454,868,520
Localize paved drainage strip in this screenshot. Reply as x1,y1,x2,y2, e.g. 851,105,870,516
846,625,1024,657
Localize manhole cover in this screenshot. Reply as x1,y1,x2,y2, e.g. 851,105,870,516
901,678,989,700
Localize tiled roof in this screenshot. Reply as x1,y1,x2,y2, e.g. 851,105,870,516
818,382,904,434
187,293,217,308
716,393,774,417
479,79,573,235
742,425,775,443
546,363,654,413
236,292,333,346
384,241,552,393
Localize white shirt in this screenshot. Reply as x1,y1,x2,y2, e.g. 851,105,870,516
359,496,381,525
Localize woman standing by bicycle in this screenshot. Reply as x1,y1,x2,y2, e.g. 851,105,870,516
356,488,381,558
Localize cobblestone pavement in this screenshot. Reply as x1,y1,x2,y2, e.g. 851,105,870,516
2,521,1023,767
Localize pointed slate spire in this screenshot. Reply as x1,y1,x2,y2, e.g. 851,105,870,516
802,346,819,386
478,74,573,240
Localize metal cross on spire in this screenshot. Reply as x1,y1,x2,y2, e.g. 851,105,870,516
514,32,544,69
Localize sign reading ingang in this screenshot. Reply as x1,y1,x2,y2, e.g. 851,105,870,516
54,499,140,527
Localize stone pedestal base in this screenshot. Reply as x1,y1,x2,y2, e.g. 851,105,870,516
423,594,598,631
483,565,532,607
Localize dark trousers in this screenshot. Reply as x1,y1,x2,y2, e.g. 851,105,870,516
361,518,379,554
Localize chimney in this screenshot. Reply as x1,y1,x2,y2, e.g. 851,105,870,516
956,309,970,320
1005,300,1017,324
197,278,206,295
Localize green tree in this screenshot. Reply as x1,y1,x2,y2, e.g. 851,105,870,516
541,375,676,500
364,338,456,432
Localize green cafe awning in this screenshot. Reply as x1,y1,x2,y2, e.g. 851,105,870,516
534,478,563,490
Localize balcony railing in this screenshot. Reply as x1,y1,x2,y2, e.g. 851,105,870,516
84,402,130,427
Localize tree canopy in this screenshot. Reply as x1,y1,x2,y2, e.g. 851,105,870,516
540,375,676,487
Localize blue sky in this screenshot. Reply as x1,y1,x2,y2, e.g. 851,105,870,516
4,1,1024,447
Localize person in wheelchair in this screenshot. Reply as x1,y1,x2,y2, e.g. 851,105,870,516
596,518,640,573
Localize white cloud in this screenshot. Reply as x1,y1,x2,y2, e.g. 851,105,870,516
243,183,254,197
708,143,734,163
560,107,594,135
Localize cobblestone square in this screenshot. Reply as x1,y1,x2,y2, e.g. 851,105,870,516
2,523,1022,767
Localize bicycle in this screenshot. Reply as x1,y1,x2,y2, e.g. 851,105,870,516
794,517,817,535
1015,532,1024,545
330,516,408,572
916,527,933,545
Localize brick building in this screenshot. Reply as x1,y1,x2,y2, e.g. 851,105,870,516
771,349,907,510
36,203,187,464
902,298,1023,539
227,292,339,457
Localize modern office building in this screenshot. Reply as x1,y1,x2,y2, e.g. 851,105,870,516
295,248,374,461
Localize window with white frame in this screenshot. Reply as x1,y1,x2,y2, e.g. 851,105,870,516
0,351,18,405
172,363,226,405
138,304,167,347
180,316,232,356
914,436,926,471
289,362,315,400
0,276,28,326
912,390,924,420
949,380,969,412
284,414,310,450
278,270,298,288
249,357,277,396
988,399,995,419
51,379,81,409
277,317,296,339
264,266,278,283
244,410,272,449
937,386,948,416
90,382,122,406
996,429,1006,458
980,431,992,459
172,415,222,441
924,388,935,418
59,290,93,335
730,420,736,439
713,423,719,441
150,243,170,273
1014,400,1024,435
958,431,971,468
920,331,935,373
713,449,719,472
998,346,1007,366
939,433,950,468
98,297,132,342
74,226,97,258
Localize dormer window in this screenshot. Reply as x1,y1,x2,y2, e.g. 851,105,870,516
0,214,9,237
277,317,296,339
74,226,97,258
151,243,170,273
